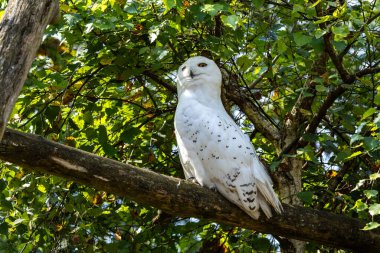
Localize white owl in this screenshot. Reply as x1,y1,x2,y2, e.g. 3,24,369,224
174,56,282,219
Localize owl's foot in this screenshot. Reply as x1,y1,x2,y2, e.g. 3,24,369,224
209,185,218,192
187,177,200,185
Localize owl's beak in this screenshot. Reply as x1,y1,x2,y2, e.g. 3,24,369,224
190,70,195,79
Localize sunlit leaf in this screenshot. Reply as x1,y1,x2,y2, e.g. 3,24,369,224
362,222,380,230
37,184,46,193
221,14,239,30
364,190,378,199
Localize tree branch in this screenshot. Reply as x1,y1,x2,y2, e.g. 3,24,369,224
356,66,380,78
323,32,356,84
249,55,280,89
0,128,379,252
223,73,281,145
339,12,380,60
143,70,177,93
305,85,347,135
0,0,60,140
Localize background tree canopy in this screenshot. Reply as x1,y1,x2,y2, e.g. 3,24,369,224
0,0,379,252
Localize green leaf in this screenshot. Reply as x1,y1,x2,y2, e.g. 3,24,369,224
350,134,363,144
314,28,327,38
252,237,271,251
85,127,97,139
362,222,380,230
354,199,368,212
374,93,380,106
369,203,380,216
236,55,254,72
315,84,326,92
163,0,176,13
293,32,312,46
362,107,376,120
363,137,380,151
297,191,313,204
221,14,239,30
98,125,108,144
201,3,225,17
0,222,9,235
252,0,264,8
120,127,140,143
68,118,80,131
364,190,378,199
332,25,349,40
0,179,7,192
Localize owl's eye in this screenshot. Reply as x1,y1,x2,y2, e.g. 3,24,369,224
198,63,207,67
181,66,186,71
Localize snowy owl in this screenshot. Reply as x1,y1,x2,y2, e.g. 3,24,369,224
174,56,283,219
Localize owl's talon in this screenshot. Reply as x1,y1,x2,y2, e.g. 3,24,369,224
209,186,217,192
187,177,199,184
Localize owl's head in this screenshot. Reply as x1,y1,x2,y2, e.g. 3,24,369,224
176,56,222,96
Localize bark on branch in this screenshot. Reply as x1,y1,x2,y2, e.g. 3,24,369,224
223,71,281,146
0,0,60,140
0,128,379,252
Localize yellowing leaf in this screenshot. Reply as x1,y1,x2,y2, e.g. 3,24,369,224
345,151,362,160
55,223,64,231
37,184,46,193
109,0,116,7
370,173,380,180
333,3,347,18
73,80,84,89
60,4,73,13
15,171,24,180
309,0,321,8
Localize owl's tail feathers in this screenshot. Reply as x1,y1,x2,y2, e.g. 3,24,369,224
257,191,272,218
256,180,283,217
254,160,283,217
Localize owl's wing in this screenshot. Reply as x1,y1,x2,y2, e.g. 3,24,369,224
174,128,194,179
175,103,282,218
195,111,265,218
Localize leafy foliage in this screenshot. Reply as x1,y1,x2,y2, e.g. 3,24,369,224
0,0,379,251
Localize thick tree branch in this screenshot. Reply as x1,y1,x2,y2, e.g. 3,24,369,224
0,0,60,140
0,128,379,252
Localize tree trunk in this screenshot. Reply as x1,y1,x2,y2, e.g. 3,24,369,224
0,128,379,252
0,0,59,140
